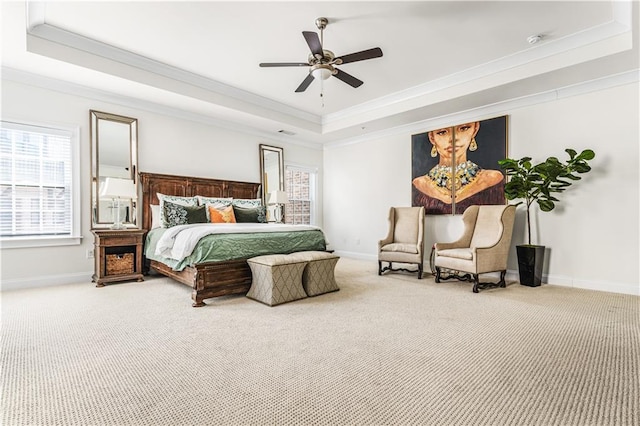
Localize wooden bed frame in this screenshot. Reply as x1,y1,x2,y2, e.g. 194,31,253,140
140,172,261,307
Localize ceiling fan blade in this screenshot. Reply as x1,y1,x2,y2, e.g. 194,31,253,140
335,47,383,65
295,73,315,92
259,62,309,67
333,69,363,88
302,31,323,58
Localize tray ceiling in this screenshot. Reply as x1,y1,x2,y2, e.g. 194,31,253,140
1,1,637,145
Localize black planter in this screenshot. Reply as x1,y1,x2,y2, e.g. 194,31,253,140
516,245,545,287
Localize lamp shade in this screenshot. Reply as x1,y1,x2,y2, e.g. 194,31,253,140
268,190,288,205
99,177,137,199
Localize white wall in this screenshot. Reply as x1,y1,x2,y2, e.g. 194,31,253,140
3,78,638,296
323,82,640,295
0,80,322,287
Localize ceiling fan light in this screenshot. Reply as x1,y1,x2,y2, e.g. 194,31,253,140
312,67,333,80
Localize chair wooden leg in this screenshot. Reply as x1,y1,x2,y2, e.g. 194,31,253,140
435,266,441,283
499,270,507,288
379,261,423,277
472,274,480,293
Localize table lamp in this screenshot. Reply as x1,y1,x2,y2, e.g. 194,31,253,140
268,190,288,224
100,177,137,229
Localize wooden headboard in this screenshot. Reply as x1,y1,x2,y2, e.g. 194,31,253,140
139,172,261,231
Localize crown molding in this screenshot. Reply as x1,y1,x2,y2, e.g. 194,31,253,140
2,67,323,150
5,66,637,152
323,69,639,150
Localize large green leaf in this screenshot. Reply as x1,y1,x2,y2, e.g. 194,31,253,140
538,199,555,211
577,149,595,160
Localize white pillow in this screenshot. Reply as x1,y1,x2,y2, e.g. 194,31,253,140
150,204,161,229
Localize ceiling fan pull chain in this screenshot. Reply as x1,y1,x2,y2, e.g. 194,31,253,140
320,78,325,108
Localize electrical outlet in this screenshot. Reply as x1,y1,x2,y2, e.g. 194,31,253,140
86,249,94,259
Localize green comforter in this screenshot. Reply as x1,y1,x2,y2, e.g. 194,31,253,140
145,227,326,271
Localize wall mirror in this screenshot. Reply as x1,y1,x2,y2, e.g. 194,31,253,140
259,144,284,205
90,110,138,229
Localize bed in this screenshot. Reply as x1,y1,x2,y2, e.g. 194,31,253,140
140,172,326,307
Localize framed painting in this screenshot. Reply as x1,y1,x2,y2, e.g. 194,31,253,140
411,115,508,215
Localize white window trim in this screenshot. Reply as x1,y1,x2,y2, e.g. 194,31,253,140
1,119,82,249
285,163,319,226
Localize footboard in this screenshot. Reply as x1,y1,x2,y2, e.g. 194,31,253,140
150,259,252,307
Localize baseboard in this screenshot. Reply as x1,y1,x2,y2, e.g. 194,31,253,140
3,261,638,297
543,274,639,296
338,252,639,296
1,272,92,292
506,269,638,296
334,250,377,261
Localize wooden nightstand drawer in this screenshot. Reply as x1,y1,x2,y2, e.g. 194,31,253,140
106,253,134,275
101,235,140,247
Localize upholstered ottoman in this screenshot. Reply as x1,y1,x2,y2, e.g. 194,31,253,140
246,254,308,306
288,251,340,296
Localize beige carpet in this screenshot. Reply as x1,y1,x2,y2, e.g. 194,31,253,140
2,258,638,425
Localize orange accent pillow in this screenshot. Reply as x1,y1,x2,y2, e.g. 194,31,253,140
208,205,236,223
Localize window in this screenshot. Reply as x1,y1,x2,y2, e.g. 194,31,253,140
0,120,80,247
284,166,317,225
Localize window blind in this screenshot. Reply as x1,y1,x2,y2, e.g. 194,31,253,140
1,121,73,238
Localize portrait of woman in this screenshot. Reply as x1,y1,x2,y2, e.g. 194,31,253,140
411,116,507,215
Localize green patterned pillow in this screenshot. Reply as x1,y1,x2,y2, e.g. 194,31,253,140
233,205,267,223
232,198,262,208
157,193,198,227
163,201,208,227
197,196,232,207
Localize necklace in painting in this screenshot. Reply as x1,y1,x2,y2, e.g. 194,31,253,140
428,160,480,192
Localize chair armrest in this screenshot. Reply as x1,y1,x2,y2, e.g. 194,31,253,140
378,236,393,250
434,241,465,251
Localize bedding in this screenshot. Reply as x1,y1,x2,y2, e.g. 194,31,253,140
145,223,326,271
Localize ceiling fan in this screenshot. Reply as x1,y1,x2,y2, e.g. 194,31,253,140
259,17,383,93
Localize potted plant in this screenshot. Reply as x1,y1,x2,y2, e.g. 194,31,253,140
498,148,595,287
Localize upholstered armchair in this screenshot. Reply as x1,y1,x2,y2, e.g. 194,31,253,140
378,206,425,279
434,205,515,293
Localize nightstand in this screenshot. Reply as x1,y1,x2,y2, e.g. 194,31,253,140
92,229,146,287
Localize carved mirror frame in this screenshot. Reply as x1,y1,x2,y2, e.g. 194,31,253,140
90,110,139,229
259,144,284,206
